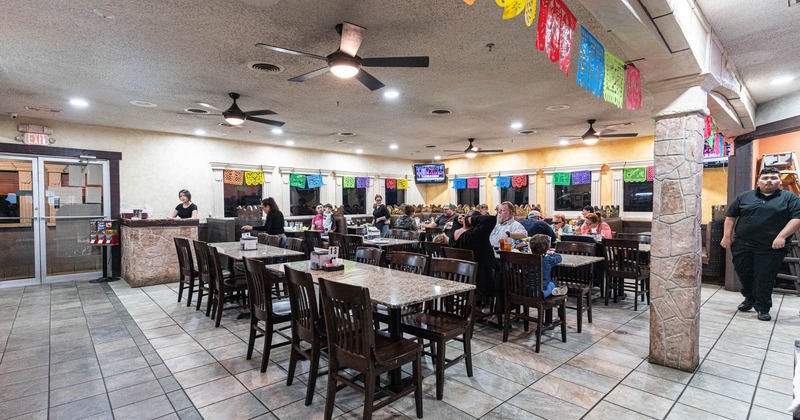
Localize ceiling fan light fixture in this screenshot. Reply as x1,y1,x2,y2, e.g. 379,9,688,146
582,136,599,145
330,62,359,78
223,114,245,126
465,150,477,158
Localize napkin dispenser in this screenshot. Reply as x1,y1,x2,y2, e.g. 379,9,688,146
310,249,332,269
240,233,258,250
366,226,381,240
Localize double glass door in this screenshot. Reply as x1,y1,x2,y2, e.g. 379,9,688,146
0,155,110,287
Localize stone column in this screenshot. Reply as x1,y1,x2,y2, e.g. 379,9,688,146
649,112,705,372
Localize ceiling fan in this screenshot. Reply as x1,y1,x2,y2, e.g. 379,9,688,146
189,93,285,127
561,119,638,145
256,22,429,91
443,138,504,159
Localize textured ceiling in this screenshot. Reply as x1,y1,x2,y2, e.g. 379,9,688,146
0,0,795,160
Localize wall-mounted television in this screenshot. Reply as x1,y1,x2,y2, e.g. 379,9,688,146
414,163,447,184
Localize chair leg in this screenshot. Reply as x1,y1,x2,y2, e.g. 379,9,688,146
502,304,511,342
435,338,446,400
246,323,256,360
177,276,185,303
362,371,376,420
576,292,584,333
559,303,567,343
195,282,204,311
464,328,473,378
205,290,214,317
586,291,593,324
534,308,543,353
324,367,337,420
215,292,225,327
261,324,274,373
633,279,638,311
186,278,195,307
305,344,320,406
414,353,423,419
287,339,299,386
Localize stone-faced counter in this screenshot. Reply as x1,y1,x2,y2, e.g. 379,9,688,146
121,218,198,287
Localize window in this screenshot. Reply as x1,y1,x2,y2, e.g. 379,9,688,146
554,184,590,211
385,189,406,206
342,188,366,214
223,184,262,217
456,189,480,207
290,186,320,216
500,187,529,206
0,171,20,221
623,181,653,212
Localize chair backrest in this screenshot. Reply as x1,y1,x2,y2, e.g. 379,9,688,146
425,227,444,240
243,257,283,321
342,234,364,260
401,230,421,241
428,257,476,318
387,251,428,274
616,233,652,244
560,234,596,244
388,229,406,239
354,247,384,266
206,244,229,290
284,265,320,344
257,232,269,245
328,232,346,255
192,240,214,290
442,246,475,262
499,251,544,301
422,241,444,258
304,230,324,251
174,237,195,277
285,237,305,253
603,238,641,278
318,277,375,371
555,241,596,256
265,234,283,248
352,227,367,235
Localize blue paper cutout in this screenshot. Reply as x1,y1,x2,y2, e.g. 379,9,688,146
576,26,604,99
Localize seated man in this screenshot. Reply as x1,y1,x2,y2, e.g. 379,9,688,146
425,203,457,230
489,201,527,248
520,210,557,245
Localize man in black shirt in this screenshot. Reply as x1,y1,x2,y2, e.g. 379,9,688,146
721,167,800,321
520,210,557,245
426,204,457,230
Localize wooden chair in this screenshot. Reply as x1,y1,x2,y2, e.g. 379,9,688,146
207,244,249,327
498,251,567,352
304,230,325,255
257,232,269,245
422,241,445,259
174,237,198,307
242,257,292,372
554,241,596,333
401,257,476,400
387,252,427,274
560,234,596,244
327,232,346,257
342,234,364,260
318,278,423,420
388,229,406,239
616,233,652,244
192,240,221,316
285,237,305,255
442,247,475,262
425,227,444,241
284,265,326,406
265,234,283,248
352,226,367,235
603,239,650,310
354,247,384,266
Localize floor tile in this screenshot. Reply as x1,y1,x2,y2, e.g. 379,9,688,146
49,394,111,420
584,400,657,420
507,387,587,419
113,395,175,420
531,375,605,409
184,376,248,408
197,393,269,419
0,392,49,419
49,378,107,407
604,384,675,418
108,379,165,409
678,386,751,420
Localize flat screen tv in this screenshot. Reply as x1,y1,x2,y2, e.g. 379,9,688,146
414,163,446,184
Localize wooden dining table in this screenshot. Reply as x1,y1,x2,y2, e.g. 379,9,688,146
264,259,475,388
362,237,419,249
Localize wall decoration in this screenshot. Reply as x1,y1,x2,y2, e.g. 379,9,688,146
495,176,512,188
356,176,370,189
453,178,467,189
244,171,264,186
524,0,536,26
576,26,604,98
290,173,307,188
625,65,642,110
536,0,577,76
396,178,408,189
306,174,323,189
511,175,528,188
552,172,571,186
386,178,396,189
623,167,646,183
342,176,355,189
571,170,591,185
603,51,625,108
704,115,713,139
497,0,525,19
467,177,480,189
646,166,654,182
223,169,243,185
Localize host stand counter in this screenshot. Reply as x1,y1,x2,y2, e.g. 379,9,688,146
120,218,198,287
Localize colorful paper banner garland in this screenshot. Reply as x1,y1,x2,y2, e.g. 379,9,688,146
306,174,323,189
536,0,577,76
552,172,571,186
386,178,396,189
289,173,306,188
342,176,355,189
355,176,370,189
576,26,604,99
467,177,480,189
623,167,646,183
603,51,625,109
511,175,528,188
571,170,591,185
223,169,243,185
453,178,467,189
495,176,512,188
396,178,408,190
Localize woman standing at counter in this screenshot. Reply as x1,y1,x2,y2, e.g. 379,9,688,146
242,197,286,237
171,189,198,219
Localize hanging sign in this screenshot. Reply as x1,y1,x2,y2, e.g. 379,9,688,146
625,65,642,110
386,178,397,190
623,167,646,183
552,172,571,186
306,174,323,189
571,170,591,185
355,176,370,189
603,51,625,108
467,177,480,189
453,178,467,189
576,26,604,98
536,0,577,76
223,169,243,185
290,173,307,188
511,175,528,188
342,176,355,189
396,178,408,190
244,171,263,186
495,176,512,188
646,166,655,182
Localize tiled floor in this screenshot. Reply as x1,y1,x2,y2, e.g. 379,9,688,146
0,280,796,419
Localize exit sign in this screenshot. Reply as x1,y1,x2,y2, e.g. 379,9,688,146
23,132,50,145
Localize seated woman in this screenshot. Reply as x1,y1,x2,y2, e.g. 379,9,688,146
550,213,573,236
527,234,566,297
578,212,613,239
395,204,418,231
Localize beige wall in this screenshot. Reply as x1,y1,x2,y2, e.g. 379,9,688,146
0,118,423,220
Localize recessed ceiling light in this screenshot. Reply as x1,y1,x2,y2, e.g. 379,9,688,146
194,129,206,136
389,144,398,150
69,98,89,108
129,100,157,107
771,76,795,85
92,8,115,19
285,140,295,146
383,90,400,99
355,149,364,154
510,122,523,129
434,155,441,160
546,104,570,111
559,139,569,146
272,128,283,134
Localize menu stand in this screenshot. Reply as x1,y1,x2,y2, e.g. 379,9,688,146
89,219,120,283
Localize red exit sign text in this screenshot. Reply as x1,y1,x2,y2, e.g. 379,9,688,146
23,133,50,145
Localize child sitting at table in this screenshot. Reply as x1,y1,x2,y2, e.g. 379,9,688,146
528,234,566,297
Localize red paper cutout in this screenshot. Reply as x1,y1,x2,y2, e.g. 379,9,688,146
625,65,642,110
646,166,654,182
536,0,577,76
467,177,480,189
511,175,528,188
385,178,396,189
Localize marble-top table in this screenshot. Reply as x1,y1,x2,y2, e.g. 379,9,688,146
209,242,304,262
363,237,419,249
639,243,650,253
558,254,606,267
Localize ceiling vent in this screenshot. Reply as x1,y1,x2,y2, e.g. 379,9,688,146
249,62,284,73
430,109,451,115
25,106,62,113
185,108,210,114
337,132,356,137
518,130,537,135
424,145,437,148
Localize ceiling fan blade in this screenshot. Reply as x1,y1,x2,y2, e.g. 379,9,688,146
355,69,385,91
339,22,366,57
246,116,285,127
255,43,328,61
477,149,504,153
244,109,277,117
442,150,464,153
289,67,331,82
361,56,430,67
178,112,222,116
599,132,638,138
